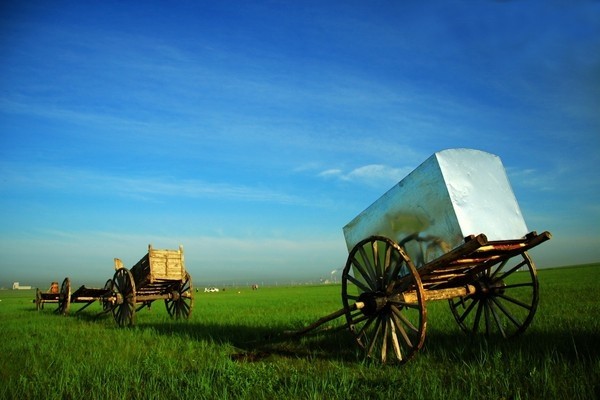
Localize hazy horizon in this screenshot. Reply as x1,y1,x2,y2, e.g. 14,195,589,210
2,1,599,288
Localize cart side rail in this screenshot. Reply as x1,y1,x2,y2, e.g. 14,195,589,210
415,231,551,289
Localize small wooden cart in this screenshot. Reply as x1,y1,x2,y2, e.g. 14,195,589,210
34,281,60,311
55,277,113,316
35,245,193,326
105,244,194,326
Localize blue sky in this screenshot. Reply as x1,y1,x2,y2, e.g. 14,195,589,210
1,1,599,288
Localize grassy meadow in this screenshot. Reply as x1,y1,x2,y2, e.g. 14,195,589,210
1,263,599,399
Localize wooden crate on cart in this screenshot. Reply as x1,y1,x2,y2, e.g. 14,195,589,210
108,244,193,326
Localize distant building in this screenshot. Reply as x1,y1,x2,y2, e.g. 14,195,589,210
12,282,32,290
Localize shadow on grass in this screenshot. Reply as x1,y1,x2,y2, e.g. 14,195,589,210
41,304,600,366
422,327,600,365
141,320,362,363
133,317,600,365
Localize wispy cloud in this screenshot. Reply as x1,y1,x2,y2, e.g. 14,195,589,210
318,164,411,186
0,162,307,205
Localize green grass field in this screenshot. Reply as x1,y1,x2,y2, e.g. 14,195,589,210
1,263,599,400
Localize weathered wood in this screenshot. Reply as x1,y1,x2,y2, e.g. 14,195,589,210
417,231,551,288
105,244,193,326
399,285,477,303
129,244,186,285
283,302,364,337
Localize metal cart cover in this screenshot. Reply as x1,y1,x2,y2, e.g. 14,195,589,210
342,148,528,266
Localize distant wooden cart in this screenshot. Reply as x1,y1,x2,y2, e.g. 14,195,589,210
56,278,113,316
34,281,60,311
103,245,194,326
37,245,193,326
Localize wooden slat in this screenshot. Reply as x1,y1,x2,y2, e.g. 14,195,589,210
415,231,552,289
149,248,185,281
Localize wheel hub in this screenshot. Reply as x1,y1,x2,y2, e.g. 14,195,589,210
358,292,388,316
473,276,506,299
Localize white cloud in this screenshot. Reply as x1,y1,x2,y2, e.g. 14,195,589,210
318,164,411,186
317,168,343,178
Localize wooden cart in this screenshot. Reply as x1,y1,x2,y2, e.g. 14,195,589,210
55,277,113,316
338,231,551,364
104,244,194,326
34,281,60,311
286,149,553,364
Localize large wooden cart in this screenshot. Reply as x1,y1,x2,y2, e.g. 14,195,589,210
104,244,194,326
337,230,550,364
288,149,552,364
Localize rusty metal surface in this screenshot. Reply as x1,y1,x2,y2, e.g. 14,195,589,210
343,148,529,267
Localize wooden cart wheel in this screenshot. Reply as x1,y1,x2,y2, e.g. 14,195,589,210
35,288,43,311
342,236,427,364
448,251,539,338
165,272,194,319
111,268,136,327
101,279,113,313
58,277,71,315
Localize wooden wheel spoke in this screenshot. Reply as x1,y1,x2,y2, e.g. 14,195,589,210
122,310,130,326
457,298,478,324
482,300,491,335
384,245,396,282
496,292,532,310
115,306,123,324
494,259,527,283
389,319,403,361
357,246,378,285
345,274,373,294
488,300,507,338
380,317,389,363
350,312,370,326
349,256,377,290
391,306,414,347
490,296,523,328
390,305,418,334
471,300,484,334
366,316,383,358
179,300,191,313
502,282,533,290
356,315,376,338
371,240,382,280
385,260,402,291
490,259,508,280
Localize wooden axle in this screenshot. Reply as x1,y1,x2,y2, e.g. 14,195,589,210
397,285,476,304
71,296,103,302
112,290,192,304
136,293,175,302
282,285,477,338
